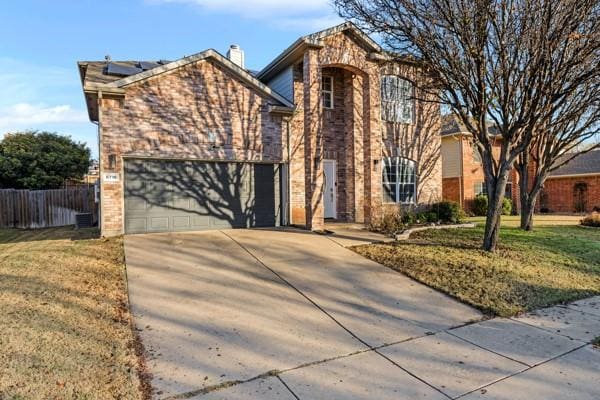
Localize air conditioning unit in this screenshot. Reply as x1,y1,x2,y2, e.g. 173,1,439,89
75,213,94,229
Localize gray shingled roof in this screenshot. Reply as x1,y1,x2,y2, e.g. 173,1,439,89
78,60,168,86
441,115,500,136
78,51,295,122
441,115,468,136
549,150,600,177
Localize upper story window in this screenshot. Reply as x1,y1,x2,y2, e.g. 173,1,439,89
381,75,413,123
472,146,482,164
382,157,417,204
322,75,333,109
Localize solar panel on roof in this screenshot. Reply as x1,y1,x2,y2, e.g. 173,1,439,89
106,62,143,77
138,61,161,70
158,60,170,65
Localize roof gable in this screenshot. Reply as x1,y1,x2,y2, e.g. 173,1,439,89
303,22,382,53
256,22,384,82
79,49,294,117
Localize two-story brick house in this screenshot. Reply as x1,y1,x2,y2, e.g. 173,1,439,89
440,115,600,214
79,22,442,236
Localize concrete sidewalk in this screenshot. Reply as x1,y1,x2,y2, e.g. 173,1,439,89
201,297,600,400
124,229,600,400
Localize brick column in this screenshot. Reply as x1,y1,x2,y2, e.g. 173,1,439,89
347,73,365,223
363,70,382,224
303,48,324,230
289,64,307,225
343,72,354,222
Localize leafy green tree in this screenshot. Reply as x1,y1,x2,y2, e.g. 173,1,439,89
0,131,91,189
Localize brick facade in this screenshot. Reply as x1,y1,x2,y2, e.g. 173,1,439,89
539,175,600,213
322,67,352,220
441,133,600,215
442,177,461,204
86,24,443,236
441,135,517,213
98,59,286,236
289,32,442,229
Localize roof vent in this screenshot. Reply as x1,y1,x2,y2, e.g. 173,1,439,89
227,44,245,69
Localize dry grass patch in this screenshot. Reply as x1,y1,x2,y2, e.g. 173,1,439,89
353,224,600,317
0,227,143,399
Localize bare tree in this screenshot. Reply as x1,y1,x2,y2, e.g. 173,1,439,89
517,82,600,230
333,0,600,251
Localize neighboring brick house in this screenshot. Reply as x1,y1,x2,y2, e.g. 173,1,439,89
537,150,600,213
440,116,517,212
79,22,442,236
441,115,600,214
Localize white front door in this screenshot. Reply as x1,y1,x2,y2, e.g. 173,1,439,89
323,160,337,219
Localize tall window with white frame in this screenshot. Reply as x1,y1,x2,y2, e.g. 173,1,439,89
381,75,414,123
382,157,417,204
322,75,333,109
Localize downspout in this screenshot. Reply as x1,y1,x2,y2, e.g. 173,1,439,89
92,120,100,226
96,90,103,234
285,116,292,226
458,134,464,209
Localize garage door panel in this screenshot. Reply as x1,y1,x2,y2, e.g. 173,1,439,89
145,182,170,206
172,216,191,229
191,215,211,228
149,217,170,231
126,218,147,233
190,199,211,213
124,160,281,234
211,217,233,228
172,195,192,210
126,197,147,212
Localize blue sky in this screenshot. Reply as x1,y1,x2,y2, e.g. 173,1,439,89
0,0,342,158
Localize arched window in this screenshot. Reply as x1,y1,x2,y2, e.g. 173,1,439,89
381,75,414,123
382,157,416,204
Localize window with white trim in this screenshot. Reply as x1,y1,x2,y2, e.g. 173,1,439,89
382,157,417,203
474,182,487,196
475,181,512,199
473,146,482,164
381,75,413,123
322,75,333,109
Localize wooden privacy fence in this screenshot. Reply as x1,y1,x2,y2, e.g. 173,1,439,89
0,186,97,229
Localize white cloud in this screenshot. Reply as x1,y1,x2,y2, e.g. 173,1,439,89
0,59,97,154
275,14,344,30
0,58,77,108
0,103,88,131
149,0,342,30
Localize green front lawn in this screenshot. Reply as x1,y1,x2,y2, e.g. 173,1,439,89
354,218,600,317
466,214,584,227
0,227,144,399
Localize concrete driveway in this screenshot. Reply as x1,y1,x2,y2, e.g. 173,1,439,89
124,228,600,399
